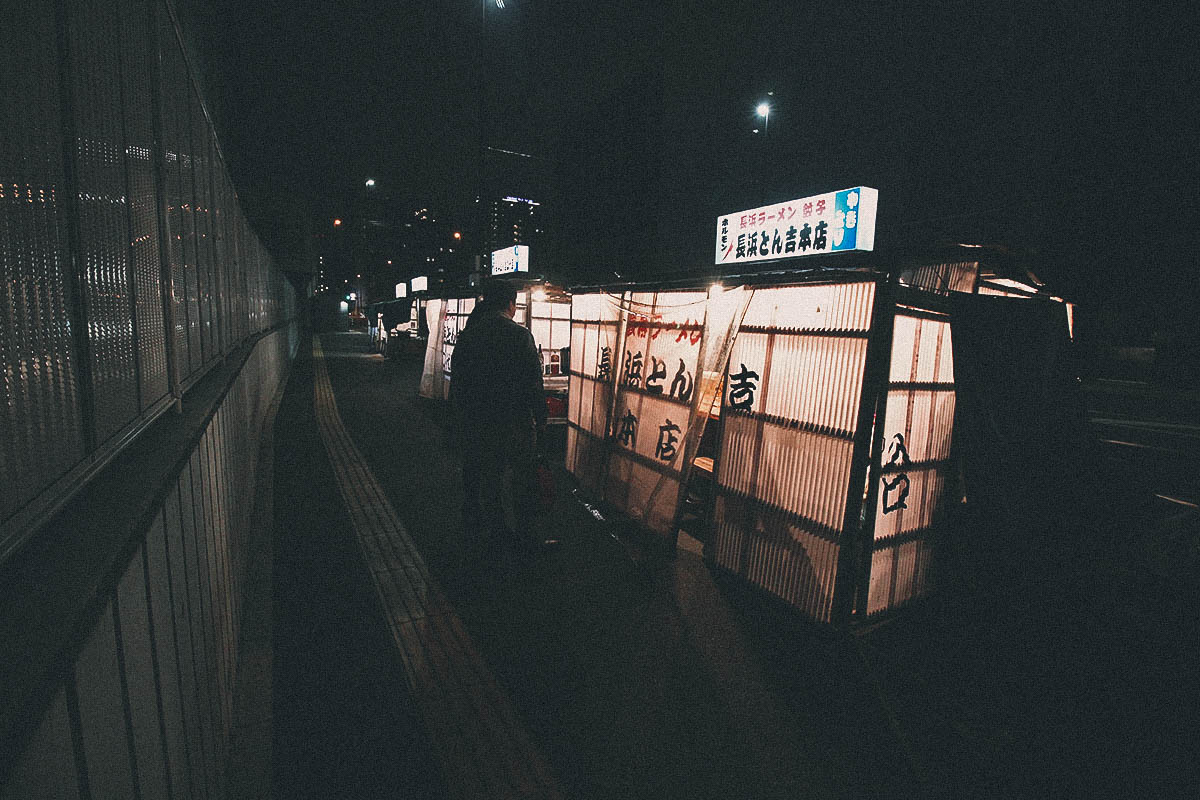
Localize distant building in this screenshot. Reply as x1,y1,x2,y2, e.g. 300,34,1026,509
478,145,552,275
315,187,466,305
487,194,542,254
405,206,468,290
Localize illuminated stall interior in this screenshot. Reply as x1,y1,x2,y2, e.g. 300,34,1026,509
418,283,572,423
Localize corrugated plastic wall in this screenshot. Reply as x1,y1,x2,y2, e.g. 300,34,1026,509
1,0,295,554
864,310,957,616
417,292,571,403
899,261,979,295
566,280,964,624
712,282,876,623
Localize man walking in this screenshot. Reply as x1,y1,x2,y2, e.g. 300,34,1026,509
450,282,547,562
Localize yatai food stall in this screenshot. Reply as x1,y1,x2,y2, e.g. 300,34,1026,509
418,249,573,423
564,186,1074,627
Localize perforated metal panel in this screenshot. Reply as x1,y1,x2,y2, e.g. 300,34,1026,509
158,3,190,379
211,149,230,356
119,0,169,409
227,201,243,342
191,95,215,362
2,0,297,554
180,86,202,372
0,5,87,524
69,0,141,444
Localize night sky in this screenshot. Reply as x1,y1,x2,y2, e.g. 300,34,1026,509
199,0,1193,341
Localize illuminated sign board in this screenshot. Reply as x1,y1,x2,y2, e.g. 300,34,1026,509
491,244,529,276
395,282,407,299
715,186,877,265
411,275,428,292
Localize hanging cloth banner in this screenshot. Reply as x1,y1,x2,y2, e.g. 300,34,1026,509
418,299,447,400
606,289,711,534
637,285,754,533
565,287,754,537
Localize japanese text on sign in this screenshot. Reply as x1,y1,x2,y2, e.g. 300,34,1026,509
715,187,878,265
491,244,530,276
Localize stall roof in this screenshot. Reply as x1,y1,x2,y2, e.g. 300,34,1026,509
565,243,1050,297
364,297,412,310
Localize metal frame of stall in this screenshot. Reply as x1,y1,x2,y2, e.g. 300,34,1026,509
563,250,1039,628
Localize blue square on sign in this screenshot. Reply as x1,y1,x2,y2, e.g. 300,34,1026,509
832,189,860,251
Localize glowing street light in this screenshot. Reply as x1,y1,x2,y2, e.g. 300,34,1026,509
756,102,771,135
333,218,343,227
365,178,376,188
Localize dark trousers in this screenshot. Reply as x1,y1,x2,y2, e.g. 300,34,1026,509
460,419,537,550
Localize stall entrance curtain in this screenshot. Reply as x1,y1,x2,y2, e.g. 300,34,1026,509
419,299,447,399
947,293,1084,569
566,288,754,534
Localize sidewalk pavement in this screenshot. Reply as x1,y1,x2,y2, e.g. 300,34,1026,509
260,331,1199,799
265,335,447,799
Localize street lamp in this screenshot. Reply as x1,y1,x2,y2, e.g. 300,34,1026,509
756,102,771,135
365,178,376,188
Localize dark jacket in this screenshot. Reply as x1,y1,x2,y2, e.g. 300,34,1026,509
450,310,547,428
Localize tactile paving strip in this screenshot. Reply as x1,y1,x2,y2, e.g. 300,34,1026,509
312,337,561,800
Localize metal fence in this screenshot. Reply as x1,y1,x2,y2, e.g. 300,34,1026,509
1,324,297,800
1,0,294,557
